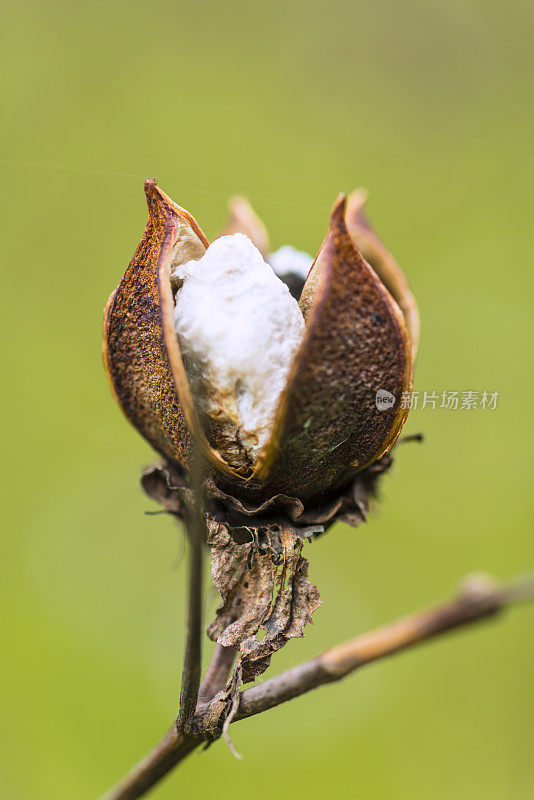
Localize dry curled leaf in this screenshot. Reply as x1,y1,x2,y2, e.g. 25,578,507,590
206,519,321,683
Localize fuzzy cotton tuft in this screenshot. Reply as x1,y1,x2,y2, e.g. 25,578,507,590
173,233,305,470
269,245,313,281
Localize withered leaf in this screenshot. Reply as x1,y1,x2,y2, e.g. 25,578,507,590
207,521,321,683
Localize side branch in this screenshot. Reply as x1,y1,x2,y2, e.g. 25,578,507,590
236,573,532,720
100,572,534,800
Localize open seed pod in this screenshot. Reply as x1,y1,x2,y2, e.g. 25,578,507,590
103,180,414,501
103,180,418,685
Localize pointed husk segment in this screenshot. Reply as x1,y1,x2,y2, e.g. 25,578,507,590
345,190,420,359
254,195,413,499
103,180,240,478
217,196,270,257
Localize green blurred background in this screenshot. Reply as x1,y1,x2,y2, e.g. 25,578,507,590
1,0,533,797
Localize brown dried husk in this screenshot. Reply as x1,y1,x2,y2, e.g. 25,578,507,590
141,451,393,684
104,182,413,500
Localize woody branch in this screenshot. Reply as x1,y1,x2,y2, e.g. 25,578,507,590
99,570,534,800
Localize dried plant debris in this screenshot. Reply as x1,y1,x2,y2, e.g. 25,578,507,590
141,452,394,684
206,519,321,682
199,662,243,746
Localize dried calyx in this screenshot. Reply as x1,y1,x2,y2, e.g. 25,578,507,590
172,234,305,473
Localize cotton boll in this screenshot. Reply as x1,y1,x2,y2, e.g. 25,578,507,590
269,245,314,281
173,234,305,471
268,245,314,300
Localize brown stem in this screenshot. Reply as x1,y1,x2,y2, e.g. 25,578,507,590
98,727,201,800
99,642,235,800
197,644,237,709
99,572,534,800
176,455,204,735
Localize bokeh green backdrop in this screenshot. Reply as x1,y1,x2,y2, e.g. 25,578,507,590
1,0,533,797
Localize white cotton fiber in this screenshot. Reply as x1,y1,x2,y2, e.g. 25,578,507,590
173,233,305,470
269,245,313,281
